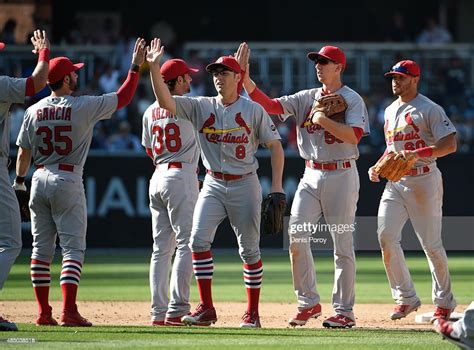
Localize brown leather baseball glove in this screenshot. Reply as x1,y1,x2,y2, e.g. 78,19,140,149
310,94,348,123
373,151,418,182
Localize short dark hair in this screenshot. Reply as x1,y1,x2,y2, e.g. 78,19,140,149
48,77,65,91
166,78,178,91
166,74,185,92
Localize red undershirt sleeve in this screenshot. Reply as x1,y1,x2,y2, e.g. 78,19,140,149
25,48,50,97
352,127,363,143
248,87,284,115
25,77,35,97
116,70,139,110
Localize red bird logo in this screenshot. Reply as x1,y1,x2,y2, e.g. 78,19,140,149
404,112,419,133
235,112,251,135
199,113,216,133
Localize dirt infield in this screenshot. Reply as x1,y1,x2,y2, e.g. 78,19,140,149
2,301,465,329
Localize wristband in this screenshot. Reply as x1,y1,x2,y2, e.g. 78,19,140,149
38,48,50,62
15,176,26,184
130,64,140,72
415,146,433,158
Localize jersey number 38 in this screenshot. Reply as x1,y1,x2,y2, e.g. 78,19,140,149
152,123,182,155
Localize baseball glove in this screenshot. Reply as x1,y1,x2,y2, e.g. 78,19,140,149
373,151,417,182
261,192,287,235
310,94,347,123
15,189,31,222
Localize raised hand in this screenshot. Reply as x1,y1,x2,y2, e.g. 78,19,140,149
132,38,147,66
235,42,250,71
30,30,50,54
146,38,165,66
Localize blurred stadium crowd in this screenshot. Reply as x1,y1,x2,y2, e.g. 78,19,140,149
2,14,474,155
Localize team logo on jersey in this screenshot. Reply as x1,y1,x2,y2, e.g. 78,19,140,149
385,112,424,146
199,113,250,144
300,108,322,134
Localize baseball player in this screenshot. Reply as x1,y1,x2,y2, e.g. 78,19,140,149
435,301,474,349
146,39,284,328
142,58,200,326
14,38,146,327
0,30,50,332
237,43,369,328
368,59,457,322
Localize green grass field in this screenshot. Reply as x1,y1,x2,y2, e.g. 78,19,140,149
1,249,473,349
0,325,454,350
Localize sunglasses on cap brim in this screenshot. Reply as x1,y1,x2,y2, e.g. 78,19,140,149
386,66,418,77
315,57,336,65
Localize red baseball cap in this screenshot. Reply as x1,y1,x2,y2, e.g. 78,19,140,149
161,59,199,82
48,56,84,84
0,42,5,51
307,46,346,70
206,56,241,74
385,60,420,77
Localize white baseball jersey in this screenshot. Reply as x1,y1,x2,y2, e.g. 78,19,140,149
175,95,280,174
142,101,200,322
0,76,26,290
16,94,117,168
278,86,369,161
377,92,457,310
383,93,456,166
142,101,199,166
0,76,26,158
275,85,368,319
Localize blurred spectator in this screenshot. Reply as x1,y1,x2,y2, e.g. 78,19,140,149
9,105,25,147
0,19,17,44
94,17,118,44
186,50,206,96
91,123,109,150
150,20,178,58
63,17,85,45
134,83,153,116
384,12,411,42
107,121,142,152
115,26,137,77
443,57,467,110
98,63,120,93
416,17,452,44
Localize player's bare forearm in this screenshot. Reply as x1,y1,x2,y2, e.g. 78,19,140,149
146,38,177,115
313,113,358,144
31,60,49,93
266,140,285,193
243,76,256,94
16,147,32,177
149,68,177,115
30,30,51,93
430,133,457,158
